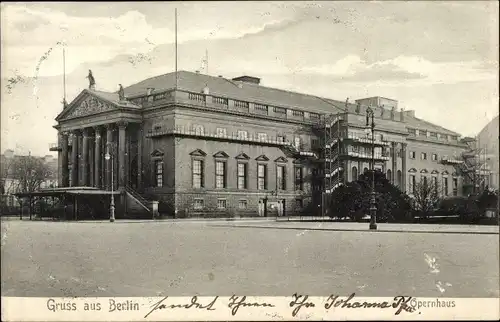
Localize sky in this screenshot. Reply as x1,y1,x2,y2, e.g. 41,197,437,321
1,1,499,156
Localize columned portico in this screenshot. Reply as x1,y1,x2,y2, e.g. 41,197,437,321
61,132,70,187
94,126,102,188
82,129,90,186
118,121,128,188
71,130,79,187
105,124,114,190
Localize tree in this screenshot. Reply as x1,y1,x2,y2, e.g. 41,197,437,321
329,169,412,222
412,178,441,218
9,155,52,194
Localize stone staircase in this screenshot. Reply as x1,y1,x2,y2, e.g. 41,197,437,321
124,186,158,218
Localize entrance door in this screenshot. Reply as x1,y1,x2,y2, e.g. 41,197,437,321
277,199,286,217
258,199,266,217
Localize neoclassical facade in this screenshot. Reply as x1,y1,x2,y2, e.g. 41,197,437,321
51,71,471,218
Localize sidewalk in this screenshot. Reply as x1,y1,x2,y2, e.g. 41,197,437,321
214,221,500,235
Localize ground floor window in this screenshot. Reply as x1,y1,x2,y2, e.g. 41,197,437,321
238,200,248,209
193,199,204,210
154,160,164,187
295,198,303,209
217,199,227,209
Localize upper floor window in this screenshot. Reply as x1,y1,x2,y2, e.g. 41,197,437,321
237,163,248,189
154,160,164,187
277,165,286,190
410,151,416,159
216,128,227,137
257,133,268,141
409,175,416,194
418,130,427,137
277,135,285,143
273,106,286,114
294,167,303,191
421,152,427,160
429,132,438,138
408,128,416,136
193,125,204,136
292,110,304,117
257,164,267,190
310,113,320,120
451,135,458,141
237,130,248,140
294,137,301,149
192,159,204,188
432,153,438,161
215,161,227,188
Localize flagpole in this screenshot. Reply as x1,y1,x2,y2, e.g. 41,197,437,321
63,46,66,103
175,8,178,89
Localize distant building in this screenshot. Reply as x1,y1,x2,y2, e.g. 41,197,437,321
476,115,499,190
48,70,477,218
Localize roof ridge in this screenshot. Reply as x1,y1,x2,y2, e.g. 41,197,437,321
411,115,459,135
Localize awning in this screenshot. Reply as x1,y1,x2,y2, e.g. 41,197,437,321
14,187,121,198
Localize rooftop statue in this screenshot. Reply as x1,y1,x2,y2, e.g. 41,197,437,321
118,84,125,101
86,70,96,90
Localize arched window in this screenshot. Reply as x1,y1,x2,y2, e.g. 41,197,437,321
386,169,392,182
397,170,402,187
363,167,368,174
352,166,358,181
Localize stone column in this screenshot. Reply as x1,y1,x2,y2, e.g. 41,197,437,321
391,142,397,184
71,130,79,186
401,143,407,192
137,126,143,189
118,121,128,188
94,126,102,188
61,132,70,187
89,137,94,187
82,128,90,186
105,124,114,190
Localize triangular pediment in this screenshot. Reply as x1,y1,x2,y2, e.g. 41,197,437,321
431,170,439,174
442,170,449,175
189,149,207,157
420,169,428,173
235,152,250,160
274,156,288,163
408,168,417,173
56,90,118,121
213,151,229,158
151,149,164,157
255,155,269,162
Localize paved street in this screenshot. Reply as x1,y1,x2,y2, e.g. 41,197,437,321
1,220,499,297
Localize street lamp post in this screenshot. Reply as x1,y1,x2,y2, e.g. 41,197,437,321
365,106,378,230
104,147,115,222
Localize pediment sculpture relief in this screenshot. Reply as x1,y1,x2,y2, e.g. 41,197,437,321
66,96,115,118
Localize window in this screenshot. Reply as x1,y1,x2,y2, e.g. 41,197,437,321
238,200,248,209
273,106,286,114
237,163,248,189
421,152,427,160
193,199,204,210
397,148,402,158
257,133,268,141
217,199,227,209
410,151,416,159
295,199,303,209
419,130,427,137
443,177,449,196
215,161,227,188
432,176,438,194
192,159,204,188
397,170,402,187
216,128,227,137
432,153,438,161
352,166,358,181
292,110,304,117
257,164,267,190
386,169,392,182
277,165,286,190
408,128,416,136
294,137,301,149
429,132,438,138
154,160,163,187
452,178,458,196
237,130,248,140
422,176,428,187
409,175,416,194
310,113,320,120
277,135,285,143
194,125,204,136
294,167,303,191
311,138,319,147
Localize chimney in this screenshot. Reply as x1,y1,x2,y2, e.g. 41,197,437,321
232,75,260,85
146,88,154,95
405,110,416,118
400,108,405,122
